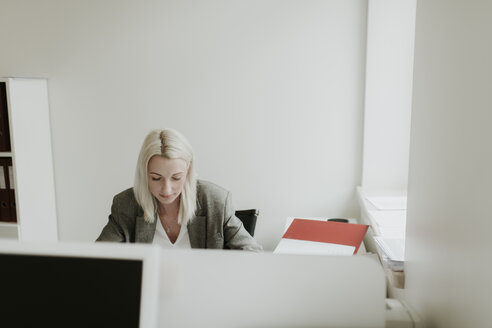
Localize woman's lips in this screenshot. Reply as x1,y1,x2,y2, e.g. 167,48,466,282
159,194,173,199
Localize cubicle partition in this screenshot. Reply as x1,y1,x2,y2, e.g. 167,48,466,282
158,249,386,328
0,242,386,328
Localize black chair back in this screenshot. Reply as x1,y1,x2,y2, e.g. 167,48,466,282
235,209,259,237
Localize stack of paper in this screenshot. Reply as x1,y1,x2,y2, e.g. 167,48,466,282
274,219,368,256
366,196,407,210
373,237,405,271
367,210,406,238
364,195,407,270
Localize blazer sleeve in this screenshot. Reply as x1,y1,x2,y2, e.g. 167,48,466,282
223,192,263,252
96,194,128,242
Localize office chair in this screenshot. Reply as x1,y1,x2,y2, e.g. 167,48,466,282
235,209,259,237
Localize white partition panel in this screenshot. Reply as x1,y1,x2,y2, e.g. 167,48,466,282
6,78,58,241
159,250,386,328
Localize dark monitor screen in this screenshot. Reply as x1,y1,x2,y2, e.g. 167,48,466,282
0,254,143,328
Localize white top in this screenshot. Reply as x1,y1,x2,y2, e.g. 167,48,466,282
153,220,191,249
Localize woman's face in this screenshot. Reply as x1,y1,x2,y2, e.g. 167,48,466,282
147,155,188,207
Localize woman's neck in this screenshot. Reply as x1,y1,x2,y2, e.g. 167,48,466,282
159,198,180,218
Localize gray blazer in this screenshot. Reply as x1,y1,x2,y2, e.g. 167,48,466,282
96,180,262,251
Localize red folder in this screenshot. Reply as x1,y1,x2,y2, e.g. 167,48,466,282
282,219,369,254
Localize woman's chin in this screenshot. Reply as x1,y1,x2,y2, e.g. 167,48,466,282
158,194,178,205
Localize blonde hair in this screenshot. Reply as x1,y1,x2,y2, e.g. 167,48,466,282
134,129,197,224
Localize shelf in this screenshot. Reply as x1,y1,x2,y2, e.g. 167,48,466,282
0,221,17,227
0,221,18,239
0,77,58,241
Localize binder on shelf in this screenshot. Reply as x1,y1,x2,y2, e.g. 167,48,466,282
274,219,369,255
0,83,12,152
7,158,16,223
0,157,16,223
0,157,10,222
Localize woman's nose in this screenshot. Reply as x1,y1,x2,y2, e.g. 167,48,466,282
160,180,171,194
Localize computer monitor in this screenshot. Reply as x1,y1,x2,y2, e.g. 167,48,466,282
0,241,159,328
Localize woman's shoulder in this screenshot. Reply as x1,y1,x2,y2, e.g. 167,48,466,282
113,188,140,211
195,180,230,215
196,180,229,199
114,187,137,201
112,187,142,216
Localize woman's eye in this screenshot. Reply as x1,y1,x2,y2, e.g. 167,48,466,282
172,177,182,181
151,177,160,181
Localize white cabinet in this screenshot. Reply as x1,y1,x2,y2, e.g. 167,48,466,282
0,77,57,241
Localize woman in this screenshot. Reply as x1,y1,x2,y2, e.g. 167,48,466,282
97,128,262,251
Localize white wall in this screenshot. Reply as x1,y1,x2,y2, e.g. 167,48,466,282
0,0,367,250
405,0,492,326
362,0,415,190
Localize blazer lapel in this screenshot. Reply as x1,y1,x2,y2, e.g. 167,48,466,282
135,215,157,243
188,215,206,248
